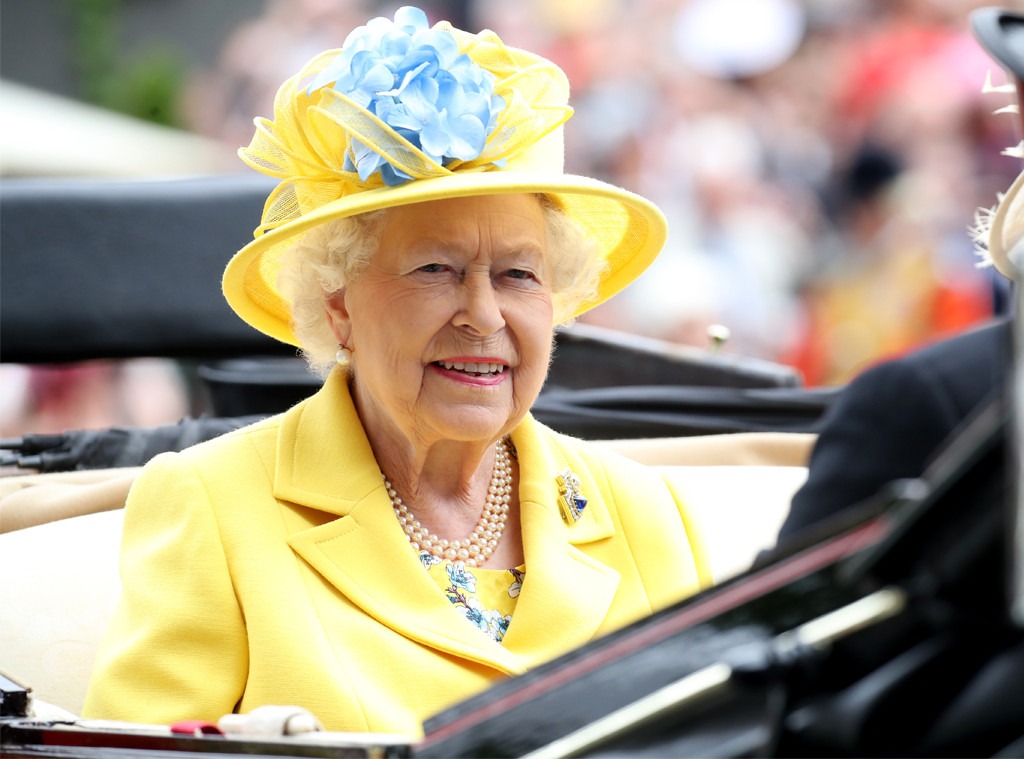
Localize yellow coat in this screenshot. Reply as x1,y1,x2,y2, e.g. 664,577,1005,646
83,370,710,738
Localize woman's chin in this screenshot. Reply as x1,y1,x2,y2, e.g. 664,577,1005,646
419,402,524,445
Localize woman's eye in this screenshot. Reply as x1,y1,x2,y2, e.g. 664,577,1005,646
506,268,534,281
417,263,445,273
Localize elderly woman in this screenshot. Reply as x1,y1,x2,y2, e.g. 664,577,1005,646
82,6,710,738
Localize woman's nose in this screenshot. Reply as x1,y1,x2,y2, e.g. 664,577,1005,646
454,275,505,335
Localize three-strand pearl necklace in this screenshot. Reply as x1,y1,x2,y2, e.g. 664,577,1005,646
385,438,513,568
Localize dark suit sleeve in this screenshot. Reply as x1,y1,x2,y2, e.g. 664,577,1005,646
777,358,965,541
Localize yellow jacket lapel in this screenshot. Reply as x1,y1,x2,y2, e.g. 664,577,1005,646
502,416,621,664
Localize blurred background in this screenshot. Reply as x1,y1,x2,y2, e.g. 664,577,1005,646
1,0,1021,437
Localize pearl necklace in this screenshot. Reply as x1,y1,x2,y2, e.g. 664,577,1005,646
385,438,513,568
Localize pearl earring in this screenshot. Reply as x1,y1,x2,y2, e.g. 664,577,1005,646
336,345,352,366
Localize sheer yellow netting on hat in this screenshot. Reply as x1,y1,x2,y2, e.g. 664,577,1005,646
239,24,573,238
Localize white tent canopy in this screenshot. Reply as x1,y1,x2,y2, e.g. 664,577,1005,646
0,80,238,177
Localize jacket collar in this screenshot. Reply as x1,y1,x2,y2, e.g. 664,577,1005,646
274,370,382,516
281,370,621,673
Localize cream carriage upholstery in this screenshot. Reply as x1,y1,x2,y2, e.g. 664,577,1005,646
0,432,811,717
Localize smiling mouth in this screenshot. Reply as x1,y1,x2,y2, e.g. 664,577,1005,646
435,360,507,377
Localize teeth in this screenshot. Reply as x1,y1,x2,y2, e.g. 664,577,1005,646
438,361,505,374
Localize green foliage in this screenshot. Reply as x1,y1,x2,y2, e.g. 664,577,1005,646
67,0,185,128
107,48,183,127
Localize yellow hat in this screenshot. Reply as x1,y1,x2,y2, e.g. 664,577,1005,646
223,6,668,347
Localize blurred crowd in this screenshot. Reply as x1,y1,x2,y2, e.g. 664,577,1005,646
182,0,1020,387
4,0,1021,441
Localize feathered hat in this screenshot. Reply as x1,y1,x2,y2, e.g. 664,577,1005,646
971,7,1024,279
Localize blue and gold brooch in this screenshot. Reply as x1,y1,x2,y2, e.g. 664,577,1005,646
556,468,587,524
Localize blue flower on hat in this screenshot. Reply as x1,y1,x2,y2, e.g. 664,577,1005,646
307,6,505,186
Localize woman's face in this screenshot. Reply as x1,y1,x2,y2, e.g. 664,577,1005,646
326,194,555,450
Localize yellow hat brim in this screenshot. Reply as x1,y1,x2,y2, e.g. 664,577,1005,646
223,170,668,346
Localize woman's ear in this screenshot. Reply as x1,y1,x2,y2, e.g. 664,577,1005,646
323,289,352,346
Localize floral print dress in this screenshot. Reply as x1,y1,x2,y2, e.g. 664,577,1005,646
418,553,525,644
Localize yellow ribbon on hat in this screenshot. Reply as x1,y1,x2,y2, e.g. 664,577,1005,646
239,24,574,239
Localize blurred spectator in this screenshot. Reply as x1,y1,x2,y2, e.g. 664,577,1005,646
0,360,189,439
785,140,994,384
